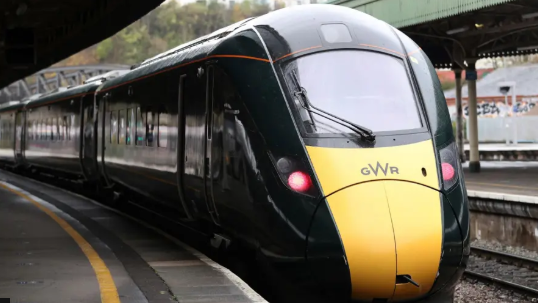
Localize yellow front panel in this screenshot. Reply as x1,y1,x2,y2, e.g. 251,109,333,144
326,182,396,300
305,139,440,197
384,181,443,300
306,139,443,301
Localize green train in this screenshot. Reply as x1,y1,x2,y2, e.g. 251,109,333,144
0,4,470,302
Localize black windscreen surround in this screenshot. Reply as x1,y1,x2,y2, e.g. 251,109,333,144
285,50,422,135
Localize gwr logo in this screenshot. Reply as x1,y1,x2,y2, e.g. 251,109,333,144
361,162,399,176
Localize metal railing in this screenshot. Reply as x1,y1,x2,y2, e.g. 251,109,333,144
0,64,130,103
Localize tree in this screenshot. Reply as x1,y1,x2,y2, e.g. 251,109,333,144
67,0,282,66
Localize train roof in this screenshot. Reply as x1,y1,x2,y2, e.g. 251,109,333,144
100,4,418,92
247,4,417,63
99,17,259,92
25,69,130,109
0,100,25,113
100,38,222,91
25,81,101,108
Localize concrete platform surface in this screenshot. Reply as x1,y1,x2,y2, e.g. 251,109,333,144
0,170,266,303
463,161,538,197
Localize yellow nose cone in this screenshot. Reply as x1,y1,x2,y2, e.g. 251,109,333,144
325,181,442,301
305,139,443,301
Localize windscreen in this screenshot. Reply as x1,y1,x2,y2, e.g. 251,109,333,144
284,50,422,135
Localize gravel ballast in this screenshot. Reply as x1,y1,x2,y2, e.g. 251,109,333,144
450,239,538,303
455,277,537,303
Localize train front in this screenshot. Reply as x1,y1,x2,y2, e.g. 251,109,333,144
259,5,470,303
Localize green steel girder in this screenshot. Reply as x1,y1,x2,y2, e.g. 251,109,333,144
330,0,517,28
330,0,538,67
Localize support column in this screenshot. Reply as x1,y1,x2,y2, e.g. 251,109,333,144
453,68,465,163
466,59,480,173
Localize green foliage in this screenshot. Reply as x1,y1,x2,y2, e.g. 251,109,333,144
441,80,456,91
88,0,279,65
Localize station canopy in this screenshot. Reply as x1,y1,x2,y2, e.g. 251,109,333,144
329,0,538,68
0,0,164,88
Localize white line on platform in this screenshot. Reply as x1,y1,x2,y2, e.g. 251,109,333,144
467,190,538,204
0,171,268,303
463,144,538,151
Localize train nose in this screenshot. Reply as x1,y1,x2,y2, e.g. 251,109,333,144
322,180,443,301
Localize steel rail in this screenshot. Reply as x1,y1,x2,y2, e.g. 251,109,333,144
465,246,538,298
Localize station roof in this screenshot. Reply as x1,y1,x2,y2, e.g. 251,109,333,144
0,0,164,89
444,63,538,99
330,0,538,68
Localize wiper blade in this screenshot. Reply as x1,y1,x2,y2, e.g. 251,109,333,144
290,71,375,141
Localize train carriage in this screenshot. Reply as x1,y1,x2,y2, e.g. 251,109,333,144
94,4,470,302
0,101,25,166
1,4,470,303
23,71,129,181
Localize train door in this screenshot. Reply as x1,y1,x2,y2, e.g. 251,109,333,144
14,111,25,163
81,96,97,180
204,65,221,226
177,75,194,221
182,69,215,223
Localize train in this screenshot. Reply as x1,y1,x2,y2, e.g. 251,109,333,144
0,4,470,303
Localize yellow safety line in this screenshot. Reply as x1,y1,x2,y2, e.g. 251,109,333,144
0,182,120,303
466,181,537,191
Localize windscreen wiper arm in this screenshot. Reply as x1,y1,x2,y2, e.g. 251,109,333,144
291,71,376,141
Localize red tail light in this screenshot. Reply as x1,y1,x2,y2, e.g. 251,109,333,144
441,162,455,181
288,171,312,192
439,142,460,190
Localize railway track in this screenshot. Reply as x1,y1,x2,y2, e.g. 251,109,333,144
467,246,538,299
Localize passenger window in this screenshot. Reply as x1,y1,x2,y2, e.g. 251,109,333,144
119,110,126,145
70,115,75,140
158,107,169,148
55,118,60,141
51,118,55,140
136,107,145,146
47,119,52,140
27,121,32,141
63,116,68,141
147,108,155,147
111,111,118,144
53,118,58,140
126,108,133,145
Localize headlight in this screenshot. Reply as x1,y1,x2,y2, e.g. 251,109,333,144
439,142,460,190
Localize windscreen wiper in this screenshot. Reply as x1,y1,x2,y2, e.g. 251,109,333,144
291,71,376,142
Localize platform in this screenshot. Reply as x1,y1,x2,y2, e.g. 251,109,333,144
463,143,538,161
463,161,538,197
0,170,266,303
463,143,538,151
